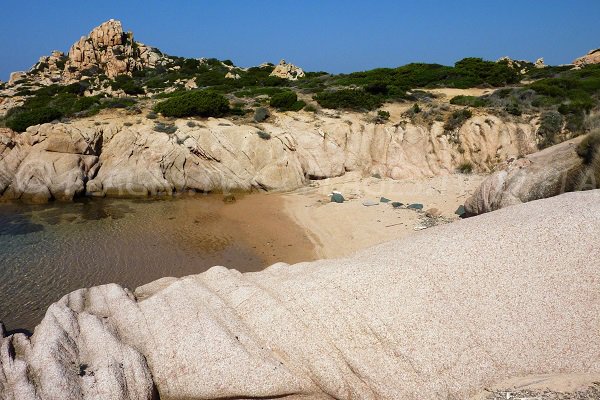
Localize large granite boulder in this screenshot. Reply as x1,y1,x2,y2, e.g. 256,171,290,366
464,135,599,215
2,191,600,399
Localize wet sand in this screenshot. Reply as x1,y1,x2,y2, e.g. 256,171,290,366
0,193,315,332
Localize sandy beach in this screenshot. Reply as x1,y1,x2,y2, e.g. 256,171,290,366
282,172,485,259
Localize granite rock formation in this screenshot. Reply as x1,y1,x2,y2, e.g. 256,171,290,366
0,112,538,203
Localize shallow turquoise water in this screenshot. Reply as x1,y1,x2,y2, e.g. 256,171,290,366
0,196,266,332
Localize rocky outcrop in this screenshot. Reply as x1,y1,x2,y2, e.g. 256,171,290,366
7,72,26,86
2,190,600,399
573,48,600,67
0,125,101,203
534,57,546,68
63,19,163,80
225,71,241,80
270,59,305,80
464,135,599,215
0,112,539,203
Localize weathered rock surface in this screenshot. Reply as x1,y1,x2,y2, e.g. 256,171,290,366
270,59,305,80
0,125,101,203
464,136,599,215
2,190,599,399
0,112,539,202
573,48,600,67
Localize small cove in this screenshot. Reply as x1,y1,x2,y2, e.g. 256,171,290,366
0,193,315,332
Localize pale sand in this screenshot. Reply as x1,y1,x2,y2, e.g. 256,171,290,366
423,87,495,99
282,171,485,258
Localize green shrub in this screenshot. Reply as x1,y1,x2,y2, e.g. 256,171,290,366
375,110,390,123
444,109,472,131
154,122,178,134
100,98,137,109
257,130,271,140
537,111,563,149
412,103,421,113
269,91,305,111
576,130,600,164
6,107,63,132
450,95,488,107
154,90,229,118
457,161,474,174
254,107,270,122
314,89,382,111
505,102,522,116
304,104,318,113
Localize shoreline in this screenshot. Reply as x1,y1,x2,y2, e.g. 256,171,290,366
281,172,485,259
0,193,316,331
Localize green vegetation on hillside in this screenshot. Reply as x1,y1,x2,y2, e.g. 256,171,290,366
2,82,137,132
3,52,600,143
154,90,230,118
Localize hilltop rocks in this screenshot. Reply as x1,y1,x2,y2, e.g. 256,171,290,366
64,19,163,80
534,57,546,68
464,136,598,215
574,48,600,67
270,59,305,80
7,72,26,86
2,190,600,399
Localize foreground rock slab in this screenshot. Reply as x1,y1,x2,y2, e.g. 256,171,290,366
2,191,600,399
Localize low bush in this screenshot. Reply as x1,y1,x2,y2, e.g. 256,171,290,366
153,122,178,134
314,89,382,111
269,91,305,111
457,161,474,174
304,104,318,113
253,107,270,122
154,90,229,118
505,102,522,116
375,110,390,124
450,95,488,107
444,109,473,131
110,76,144,95
6,107,63,132
537,111,564,149
100,98,137,109
146,112,158,119
576,130,600,164
257,130,271,140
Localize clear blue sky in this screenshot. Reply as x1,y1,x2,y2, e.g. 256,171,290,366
2,0,600,81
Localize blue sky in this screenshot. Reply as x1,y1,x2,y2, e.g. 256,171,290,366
2,1,600,80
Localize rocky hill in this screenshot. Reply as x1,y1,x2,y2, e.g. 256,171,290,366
9,20,165,86
0,20,599,205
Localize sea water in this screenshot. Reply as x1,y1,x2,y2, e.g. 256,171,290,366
0,196,268,332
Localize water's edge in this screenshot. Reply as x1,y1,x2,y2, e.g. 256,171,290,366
0,193,315,331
